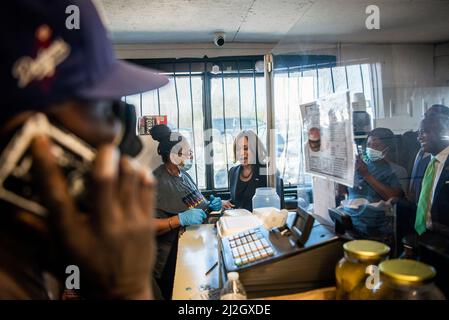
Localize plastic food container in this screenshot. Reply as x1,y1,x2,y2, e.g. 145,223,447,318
252,187,280,210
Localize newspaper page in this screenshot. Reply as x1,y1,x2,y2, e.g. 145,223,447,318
300,91,355,187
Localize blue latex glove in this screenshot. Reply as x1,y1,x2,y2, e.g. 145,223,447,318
178,208,206,226
208,195,222,211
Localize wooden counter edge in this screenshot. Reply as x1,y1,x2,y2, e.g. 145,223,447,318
260,286,336,300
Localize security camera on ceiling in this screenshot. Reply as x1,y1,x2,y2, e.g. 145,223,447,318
214,32,226,47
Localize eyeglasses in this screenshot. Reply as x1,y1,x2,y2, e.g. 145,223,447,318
178,150,193,158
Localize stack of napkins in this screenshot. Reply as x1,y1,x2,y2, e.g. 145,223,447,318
217,215,262,238
253,207,288,230
217,207,290,237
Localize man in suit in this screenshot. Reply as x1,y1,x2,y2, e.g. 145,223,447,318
409,104,449,202
414,113,449,237
411,113,449,297
397,105,449,246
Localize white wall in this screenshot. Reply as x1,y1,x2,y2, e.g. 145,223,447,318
435,42,449,87
339,44,449,133
340,44,436,87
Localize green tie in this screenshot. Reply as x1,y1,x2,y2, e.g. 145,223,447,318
415,157,438,235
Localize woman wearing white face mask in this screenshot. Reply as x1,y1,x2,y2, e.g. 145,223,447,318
341,128,406,244
348,128,405,202
339,128,405,241
149,124,223,299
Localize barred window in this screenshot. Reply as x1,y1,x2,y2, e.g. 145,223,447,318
123,58,266,191
124,57,375,192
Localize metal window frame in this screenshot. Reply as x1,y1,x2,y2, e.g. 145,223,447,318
219,62,230,189
124,56,377,193
125,56,264,192
188,62,199,186
203,63,214,191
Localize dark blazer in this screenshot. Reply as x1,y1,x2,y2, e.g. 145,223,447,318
228,164,284,211
414,156,449,236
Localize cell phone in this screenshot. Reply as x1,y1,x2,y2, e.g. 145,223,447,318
0,113,96,217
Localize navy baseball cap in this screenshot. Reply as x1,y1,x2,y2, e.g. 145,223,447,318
0,0,168,123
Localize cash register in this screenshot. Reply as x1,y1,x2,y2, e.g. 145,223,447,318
219,208,343,298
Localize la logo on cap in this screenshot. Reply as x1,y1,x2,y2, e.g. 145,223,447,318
12,25,71,89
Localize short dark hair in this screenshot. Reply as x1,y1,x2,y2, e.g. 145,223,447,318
425,104,449,117
421,113,449,136
367,127,396,151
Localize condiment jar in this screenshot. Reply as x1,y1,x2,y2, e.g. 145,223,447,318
351,259,445,300
336,240,390,300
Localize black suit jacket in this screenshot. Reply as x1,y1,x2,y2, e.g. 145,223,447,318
414,156,449,237
228,165,284,211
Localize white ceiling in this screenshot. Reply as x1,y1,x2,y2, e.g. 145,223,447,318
95,0,449,44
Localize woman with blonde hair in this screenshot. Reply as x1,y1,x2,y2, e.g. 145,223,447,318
223,130,283,211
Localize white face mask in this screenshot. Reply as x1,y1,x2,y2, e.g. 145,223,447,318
178,158,193,171
366,147,385,162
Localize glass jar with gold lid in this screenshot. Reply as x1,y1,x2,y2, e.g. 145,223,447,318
351,259,445,300
336,240,390,300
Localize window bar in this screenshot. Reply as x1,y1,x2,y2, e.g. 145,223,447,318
282,67,291,181
156,64,161,115
315,64,319,98
203,62,214,190
188,63,199,185
374,63,376,112
359,64,365,93
344,65,349,90
172,63,180,130
371,64,379,119
294,75,303,187
298,70,306,186
139,93,143,118
237,60,242,130
220,62,230,187
252,59,259,136
156,88,161,116
330,67,336,93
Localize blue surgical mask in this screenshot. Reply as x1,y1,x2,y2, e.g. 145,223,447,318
366,147,385,162
179,158,193,171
